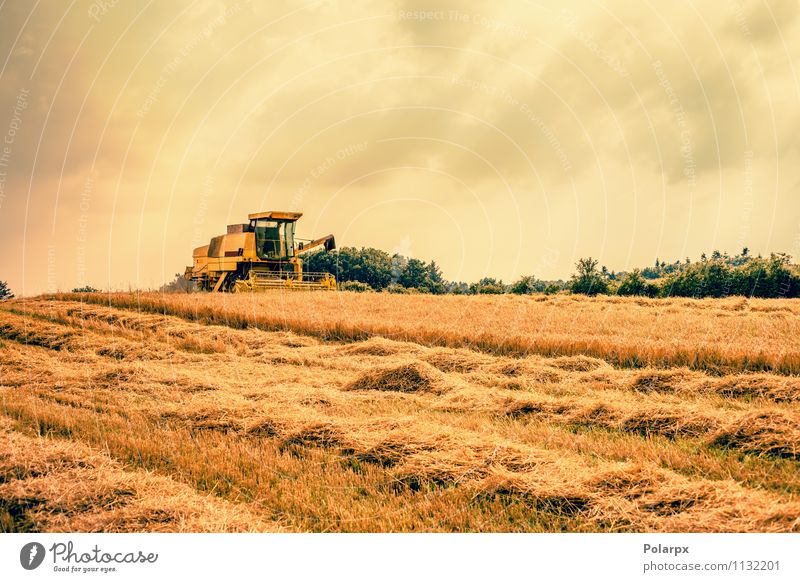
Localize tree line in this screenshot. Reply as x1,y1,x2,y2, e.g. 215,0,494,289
3,247,797,300
305,247,800,299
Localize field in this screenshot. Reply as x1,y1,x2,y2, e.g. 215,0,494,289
1,291,799,532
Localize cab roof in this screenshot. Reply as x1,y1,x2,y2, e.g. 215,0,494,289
247,211,303,221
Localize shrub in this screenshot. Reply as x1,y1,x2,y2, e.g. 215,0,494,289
385,284,411,294
339,280,374,293
71,285,100,293
469,278,506,294
543,283,562,295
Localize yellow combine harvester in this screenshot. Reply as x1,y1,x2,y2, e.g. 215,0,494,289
184,211,337,292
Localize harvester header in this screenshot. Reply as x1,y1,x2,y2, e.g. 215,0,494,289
184,210,336,292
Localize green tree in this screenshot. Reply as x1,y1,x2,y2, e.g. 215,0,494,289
510,275,538,294
305,247,394,291
569,257,609,295
616,270,659,297
399,258,432,291
426,260,447,294
0,280,13,300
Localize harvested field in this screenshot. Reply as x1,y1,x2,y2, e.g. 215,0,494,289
52,291,800,374
1,294,799,532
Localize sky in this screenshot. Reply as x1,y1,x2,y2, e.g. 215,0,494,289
0,0,798,294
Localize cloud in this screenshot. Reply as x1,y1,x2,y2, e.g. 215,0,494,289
1,0,799,293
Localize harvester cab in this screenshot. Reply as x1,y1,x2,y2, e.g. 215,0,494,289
184,211,337,292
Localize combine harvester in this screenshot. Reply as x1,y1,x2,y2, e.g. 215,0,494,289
184,211,337,292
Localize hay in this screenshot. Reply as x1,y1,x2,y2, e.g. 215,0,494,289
484,358,566,385
0,428,276,532
550,355,609,372
712,374,800,402
422,348,494,373
339,337,424,357
159,410,242,433
710,411,800,459
629,369,697,394
473,468,594,517
4,297,800,533
282,422,344,449
345,361,450,394
620,408,712,439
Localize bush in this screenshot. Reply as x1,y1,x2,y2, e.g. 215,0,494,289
339,280,374,293
543,283,562,295
385,284,411,294
71,285,100,293
469,278,506,294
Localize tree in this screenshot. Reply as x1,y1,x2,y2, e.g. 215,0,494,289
741,247,749,257
448,281,469,294
399,258,432,291
543,283,562,295
569,257,609,295
0,280,13,301
305,247,394,291
510,275,538,295
426,260,447,294
616,270,652,296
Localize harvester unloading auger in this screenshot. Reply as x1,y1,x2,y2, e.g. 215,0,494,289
184,211,337,292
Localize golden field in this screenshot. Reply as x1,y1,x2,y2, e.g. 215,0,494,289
1,291,799,532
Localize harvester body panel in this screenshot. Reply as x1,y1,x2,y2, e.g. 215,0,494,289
184,211,336,292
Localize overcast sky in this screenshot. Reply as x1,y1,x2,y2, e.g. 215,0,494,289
1,0,798,294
